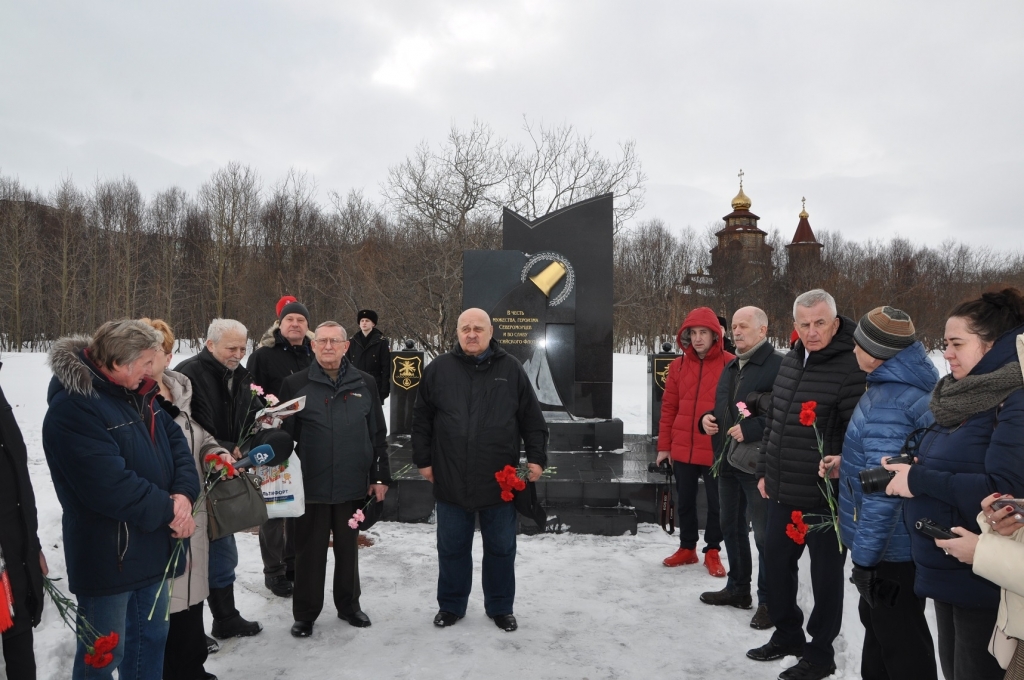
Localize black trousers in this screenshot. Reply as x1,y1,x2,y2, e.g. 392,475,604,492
2,629,35,680
674,461,722,552
858,561,936,680
163,601,209,680
293,501,361,622
259,517,295,578
933,600,1003,680
765,499,847,668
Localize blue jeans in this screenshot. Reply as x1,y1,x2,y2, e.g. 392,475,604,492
435,501,517,617
207,535,237,589
72,580,169,680
718,463,767,604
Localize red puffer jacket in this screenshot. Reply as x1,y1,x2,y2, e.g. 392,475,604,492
657,307,734,466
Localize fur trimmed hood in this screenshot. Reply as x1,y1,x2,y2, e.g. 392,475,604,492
162,369,195,413
259,321,315,348
47,335,97,398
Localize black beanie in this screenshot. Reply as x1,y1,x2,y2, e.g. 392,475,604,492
357,309,378,326
279,301,310,323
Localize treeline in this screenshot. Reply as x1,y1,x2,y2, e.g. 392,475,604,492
1,121,1020,354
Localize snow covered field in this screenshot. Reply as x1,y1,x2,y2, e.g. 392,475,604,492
0,350,946,679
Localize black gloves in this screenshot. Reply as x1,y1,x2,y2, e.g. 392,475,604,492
850,564,900,608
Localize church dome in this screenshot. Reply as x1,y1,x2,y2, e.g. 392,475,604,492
731,187,751,211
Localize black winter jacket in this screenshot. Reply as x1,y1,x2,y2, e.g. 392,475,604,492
247,326,313,397
175,348,264,450
700,340,784,470
757,317,867,507
0,369,44,637
412,340,548,511
279,360,390,504
346,328,391,403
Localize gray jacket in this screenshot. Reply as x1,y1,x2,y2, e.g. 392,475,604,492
279,360,391,504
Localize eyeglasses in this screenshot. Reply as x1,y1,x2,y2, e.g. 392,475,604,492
314,338,347,346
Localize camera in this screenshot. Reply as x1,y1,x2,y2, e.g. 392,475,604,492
648,460,673,477
859,453,914,495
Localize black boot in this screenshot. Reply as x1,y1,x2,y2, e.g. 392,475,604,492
208,585,263,639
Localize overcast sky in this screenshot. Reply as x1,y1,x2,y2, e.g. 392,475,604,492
2,1,1022,249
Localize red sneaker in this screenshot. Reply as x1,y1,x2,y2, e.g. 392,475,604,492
704,549,726,577
663,548,699,567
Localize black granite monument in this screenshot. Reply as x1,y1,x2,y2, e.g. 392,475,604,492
463,193,622,451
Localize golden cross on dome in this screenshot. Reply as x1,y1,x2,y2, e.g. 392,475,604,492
738,169,744,189
802,196,806,211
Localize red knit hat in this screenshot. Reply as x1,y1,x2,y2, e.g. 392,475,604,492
276,295,298,318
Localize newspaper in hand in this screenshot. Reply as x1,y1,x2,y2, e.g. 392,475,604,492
255,396,306,430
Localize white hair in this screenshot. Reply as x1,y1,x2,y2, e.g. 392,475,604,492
206,318,248,343
793,289,837,320
315,320,348,341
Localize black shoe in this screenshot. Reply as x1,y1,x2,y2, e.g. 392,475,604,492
205,634,220,654
265,575,293,597
433,611,463,627
699,587,752,609
200,673,218,680
290,620,313,638
750,603,774,630
339,610,372,628
778,659,836,680
286,569,295,583
746,639,802,662
490,614,518,632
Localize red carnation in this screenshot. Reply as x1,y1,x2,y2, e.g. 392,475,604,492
93,632,119,654
799,401,818,427
203,453,220,466
786,510,808,545
500,490,514,502
84,650,114,668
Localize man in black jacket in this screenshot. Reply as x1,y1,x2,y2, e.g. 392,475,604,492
699,307,783,630
247,298,314,598
747,290,866,680
175,318,264,641
345,309,390,405
412,308,548,633
1,366,46,680
279,321,390,638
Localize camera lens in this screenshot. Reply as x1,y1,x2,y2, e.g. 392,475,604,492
859,466,896,495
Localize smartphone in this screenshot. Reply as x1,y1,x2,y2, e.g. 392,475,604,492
991,498,1024,521
915,518,958,540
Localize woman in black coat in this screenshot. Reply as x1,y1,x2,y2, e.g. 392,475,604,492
0,366,46,680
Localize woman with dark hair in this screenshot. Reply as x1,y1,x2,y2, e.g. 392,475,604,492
885,287,1024,680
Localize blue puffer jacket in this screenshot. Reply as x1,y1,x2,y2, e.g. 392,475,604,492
42,337,199,597
839,342,938,568
905,322,1024,609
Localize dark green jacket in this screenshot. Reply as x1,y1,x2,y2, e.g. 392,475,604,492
279,360,390,503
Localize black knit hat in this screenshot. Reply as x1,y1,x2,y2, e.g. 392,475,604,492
357,309,378,326
854,306,916,360
279,300,310,323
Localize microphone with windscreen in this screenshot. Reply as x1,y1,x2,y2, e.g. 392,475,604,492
234,444,276,469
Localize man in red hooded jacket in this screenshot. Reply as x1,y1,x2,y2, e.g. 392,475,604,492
657,307,735,576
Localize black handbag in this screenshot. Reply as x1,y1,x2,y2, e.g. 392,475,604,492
206,470,269,541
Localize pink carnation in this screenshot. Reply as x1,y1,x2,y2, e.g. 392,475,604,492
347,518,359,529
251,384,264,396
265,394,279,406
736,401,751,418
354,509,365,522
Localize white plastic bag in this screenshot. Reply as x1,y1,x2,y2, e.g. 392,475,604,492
258,455,305,519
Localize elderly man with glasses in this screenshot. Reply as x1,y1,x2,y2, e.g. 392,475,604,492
277,321,391,638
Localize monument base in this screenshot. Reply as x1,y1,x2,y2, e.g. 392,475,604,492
382,435,710,537
545,415,624,451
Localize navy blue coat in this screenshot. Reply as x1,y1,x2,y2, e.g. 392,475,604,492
838,342,938,568
905,322,1024,609
42,337,199,597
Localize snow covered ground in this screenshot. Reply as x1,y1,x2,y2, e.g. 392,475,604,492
0,349,947,679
